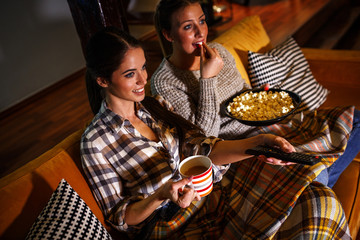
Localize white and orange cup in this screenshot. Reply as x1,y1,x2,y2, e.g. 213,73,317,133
179,155,213,198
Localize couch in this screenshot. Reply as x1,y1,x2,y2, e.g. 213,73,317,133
1,15,359,239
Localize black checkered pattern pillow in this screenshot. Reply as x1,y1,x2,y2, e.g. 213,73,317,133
26,179,112,240
248,37,329,112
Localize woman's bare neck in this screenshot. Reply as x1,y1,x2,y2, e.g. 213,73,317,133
169,52,200,71
106,98,136,120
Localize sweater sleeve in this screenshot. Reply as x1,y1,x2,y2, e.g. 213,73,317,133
197,77,221,136
151,60,222,137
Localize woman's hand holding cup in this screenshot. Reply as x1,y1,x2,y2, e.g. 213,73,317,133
160,178,200,208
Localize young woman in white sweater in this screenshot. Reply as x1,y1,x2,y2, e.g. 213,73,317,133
150,0,359,189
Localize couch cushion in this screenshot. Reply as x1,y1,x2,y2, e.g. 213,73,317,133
247,37,329,112
26,179,112,239
213,15,272,85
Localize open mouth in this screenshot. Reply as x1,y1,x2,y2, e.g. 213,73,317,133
133,88,144,93
193,41,203,48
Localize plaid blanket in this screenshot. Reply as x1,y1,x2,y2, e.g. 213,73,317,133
148,106,354,239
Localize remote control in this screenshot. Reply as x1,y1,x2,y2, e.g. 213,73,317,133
245,145,322,165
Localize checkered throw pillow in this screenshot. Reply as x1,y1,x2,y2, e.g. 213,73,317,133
248,37,329,112
26,179,112,240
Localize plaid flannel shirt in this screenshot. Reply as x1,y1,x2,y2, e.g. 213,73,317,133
81,99,228,232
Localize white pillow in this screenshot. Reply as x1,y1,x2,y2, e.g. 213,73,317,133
247,37,329,112
26,179,113,240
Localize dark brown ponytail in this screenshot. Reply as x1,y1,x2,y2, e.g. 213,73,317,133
85,27,141,115
142,96,204,153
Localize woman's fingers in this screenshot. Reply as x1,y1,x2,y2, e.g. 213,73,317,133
255,134,297,166
276,137,295,153
263,134,295,153
177,186,199,208
257,154,295,166
202,42,215,58
200,43,223,78
194,191,201,201
200,44,205,63
169,177,202,208
174,176,192,190
202,42,222,60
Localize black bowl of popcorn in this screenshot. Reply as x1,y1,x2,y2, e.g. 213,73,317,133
223,88,301,126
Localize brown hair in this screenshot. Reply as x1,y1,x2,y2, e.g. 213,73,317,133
85,27,141,115
154,0,201,57
142,96,204,152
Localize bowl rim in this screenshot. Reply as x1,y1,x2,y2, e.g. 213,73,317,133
222,88,302,126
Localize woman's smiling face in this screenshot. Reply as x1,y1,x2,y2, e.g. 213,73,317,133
100,47,148,105
167,3,208,55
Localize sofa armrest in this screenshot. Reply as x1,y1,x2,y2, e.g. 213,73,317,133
0,129,128,239
302,48,360,109
333,160,360,239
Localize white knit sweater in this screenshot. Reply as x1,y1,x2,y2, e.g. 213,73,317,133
151,42,253,139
